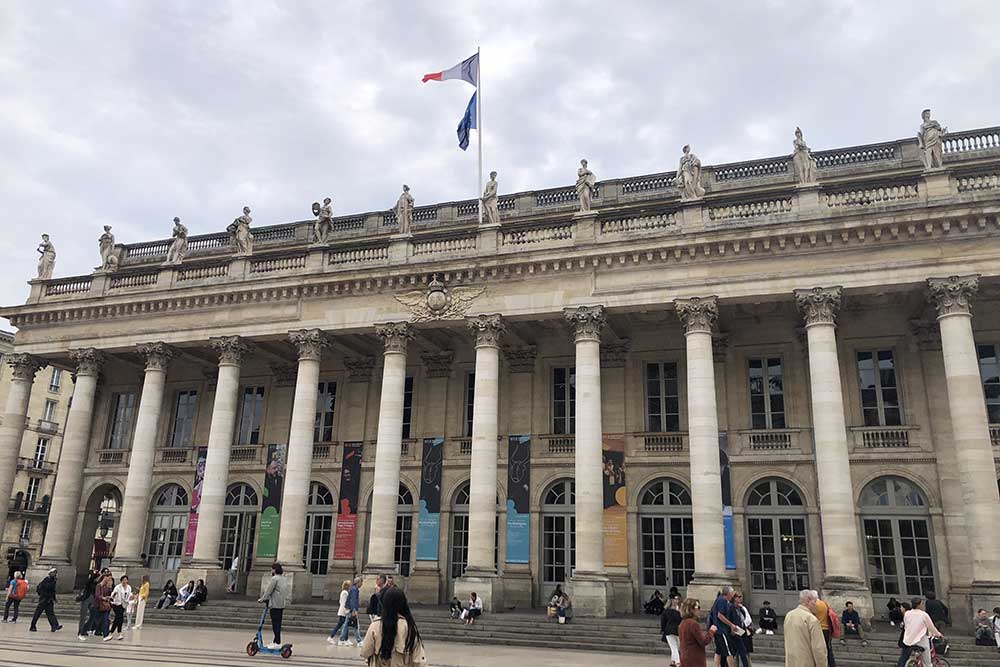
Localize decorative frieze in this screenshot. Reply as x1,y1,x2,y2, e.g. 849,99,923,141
6,353,46,382
503,346,537,373
345,356,375,383
564,305,606,343
375,322,413,354
794,286,842,326
135,342,174,372
421,351,454,378
289,328,329,361
926,275,979,318
69,348,105,377
467,314,505,348
674,296,718,334
210,336,250,366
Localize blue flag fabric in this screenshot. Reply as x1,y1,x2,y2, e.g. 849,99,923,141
457,91,477,151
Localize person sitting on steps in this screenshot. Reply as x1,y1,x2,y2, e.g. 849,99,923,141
756,600,777,635
840,601,868,647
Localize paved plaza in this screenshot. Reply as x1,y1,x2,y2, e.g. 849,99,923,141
0,621,783,667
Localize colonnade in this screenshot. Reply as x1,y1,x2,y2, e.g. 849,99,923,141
6,277,999,612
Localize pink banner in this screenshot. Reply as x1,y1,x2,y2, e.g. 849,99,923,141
184,447,208,557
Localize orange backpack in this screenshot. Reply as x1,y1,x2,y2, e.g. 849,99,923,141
12,580,27,601
828,607,842,639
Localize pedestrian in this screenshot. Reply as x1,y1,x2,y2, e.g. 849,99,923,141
709,586,741,667
732,591,754,667
227,555,240,593
339,576,363,645
367,574,386,621
2,571,27,623
660,594,683,667
783,590,827,667
76,570,99,639
898,597,944,667
88,572,114,640
678,597,717,667
132,575,149,629
811,593,835,667
887,597,903,627
107,574,131,640
360,586,426,667
756,600,777,635
327,580,351,644
156,579,178,609
924,591,949,629
839,601,868,647
28,567,62,633
257,563,289,649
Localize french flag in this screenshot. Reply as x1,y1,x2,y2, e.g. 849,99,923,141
422,53,479,86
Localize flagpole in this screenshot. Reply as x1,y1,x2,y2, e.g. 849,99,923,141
477,45,483,227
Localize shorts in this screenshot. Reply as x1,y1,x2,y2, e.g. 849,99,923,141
714,633,731,657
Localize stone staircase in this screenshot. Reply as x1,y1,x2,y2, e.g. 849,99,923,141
52,597,999,666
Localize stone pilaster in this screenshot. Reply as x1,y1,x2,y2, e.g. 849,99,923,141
0,354,46,548
927,275,1000,600
115,342,174,569
793,286,872,619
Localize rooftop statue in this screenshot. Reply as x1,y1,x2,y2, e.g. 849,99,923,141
395,184,414,234
228,206,254,257
164,217,188,265
676,145,705,200
576,159,596,213
36,234,56,280
482,171,499,226
792,127,817,184
312,197,334,243
98,225,119,272
918,109,947,170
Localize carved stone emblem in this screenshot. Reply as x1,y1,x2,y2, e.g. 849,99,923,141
394,276,485,322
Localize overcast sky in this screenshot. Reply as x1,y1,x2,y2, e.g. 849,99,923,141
2,1,999,328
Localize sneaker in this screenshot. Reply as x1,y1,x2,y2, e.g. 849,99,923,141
78,635,87,641
326,636,337,644
267,643,280,649
840,639,847,646
754,628,762,635
862,640,869,647
117,633,124,640
103,635,114,642
338,640,348,646
1,619,7,623
765,630,774,635
28,627,36,632
52,625,63,632
889,621,895,627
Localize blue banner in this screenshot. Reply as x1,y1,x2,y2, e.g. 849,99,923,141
505,435,531,564
720,433,736,570
416,437,443,561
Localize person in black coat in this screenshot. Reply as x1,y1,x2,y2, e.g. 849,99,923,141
29,568,62,632
924,591,950,628
660,595,683,666
757,600,777,634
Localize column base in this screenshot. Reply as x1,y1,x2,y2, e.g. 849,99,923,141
454,569,502,613
177,563,230,599
501,565,533,611
606,570,634,614
568,571,611,618
258,567,313,603
684,572,739,609
326,561,358,600
28,560,77,594
407,566,442,605
821,576,873,628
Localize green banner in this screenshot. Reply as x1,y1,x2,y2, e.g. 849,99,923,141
256,443,286,559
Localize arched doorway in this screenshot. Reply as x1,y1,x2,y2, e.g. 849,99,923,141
744,478,809,611
448,481,501,592
637,478,694,602
540,478,575,601
860,476,937,609
364,483,417,577
304,481,334,597
220,482,258,594
74,485,121,586
146,484,189,587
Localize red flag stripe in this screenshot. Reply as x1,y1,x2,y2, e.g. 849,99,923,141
421,72,443,83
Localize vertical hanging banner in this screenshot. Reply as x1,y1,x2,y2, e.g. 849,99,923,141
505,435,531,564
720,433,736,570
333,441,363,560
602,435,628,567
416,437,444,561
256,443,286,560
184,447,208,556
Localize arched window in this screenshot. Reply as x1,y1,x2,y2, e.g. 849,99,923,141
449,481,501,581
225,483,258,507
395,483,415,576
744,478,809,610
308,482,334,506
860,476,935,602
541,479,575,587
220,484,258,583
637,478,693,598
148,484,188,573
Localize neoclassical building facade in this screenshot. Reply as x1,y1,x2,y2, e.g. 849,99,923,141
2,121,1000,620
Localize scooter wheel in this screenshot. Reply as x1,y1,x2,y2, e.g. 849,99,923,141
280,645,292,659
246,641,259,656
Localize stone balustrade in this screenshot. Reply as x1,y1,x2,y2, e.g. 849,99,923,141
709,197,794,222
850,425,915,449
956,171,1000,193
738,429,801,452
249,254,307,274
824,182,920,209
411,234,477,256
943,126,1000,155
109,271,158,290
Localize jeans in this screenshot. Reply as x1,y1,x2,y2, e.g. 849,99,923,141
110,604,125,634
3,598,20,621
731,635,751,667
97,610,110,637
823,629,836,667
81,605,103,636
30,599,59,630
340,612,362,643
330,615,347,637
156,594,175,609
270,607,284,645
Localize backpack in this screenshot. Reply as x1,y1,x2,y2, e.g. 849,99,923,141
827,607,842,639
12,580,27,601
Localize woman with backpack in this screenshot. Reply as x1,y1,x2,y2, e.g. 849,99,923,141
2,571,27,623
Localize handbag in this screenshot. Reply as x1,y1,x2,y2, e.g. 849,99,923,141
98,598,111,612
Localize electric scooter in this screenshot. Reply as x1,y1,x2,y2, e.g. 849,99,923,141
246,603,293,659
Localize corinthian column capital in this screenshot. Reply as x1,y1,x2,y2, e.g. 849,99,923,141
289,329,329,362
6,353,47,382
69,348,105,377
794,286,842,326
467,314,505,348
375,322,413,354
927,275,979,318
674,296,718,334
564,305,606,343
135,342,174,372
210,336,250,366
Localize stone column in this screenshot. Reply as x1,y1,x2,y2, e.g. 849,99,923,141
179,336,249,593
0,354,46,543
35,349,103,589
794,287,872,618
926,275,1000,606
365,323,413,578
563,305,611,617
114,342,174,570
674,297,733,601
455,314,504,611
270,329,328,601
